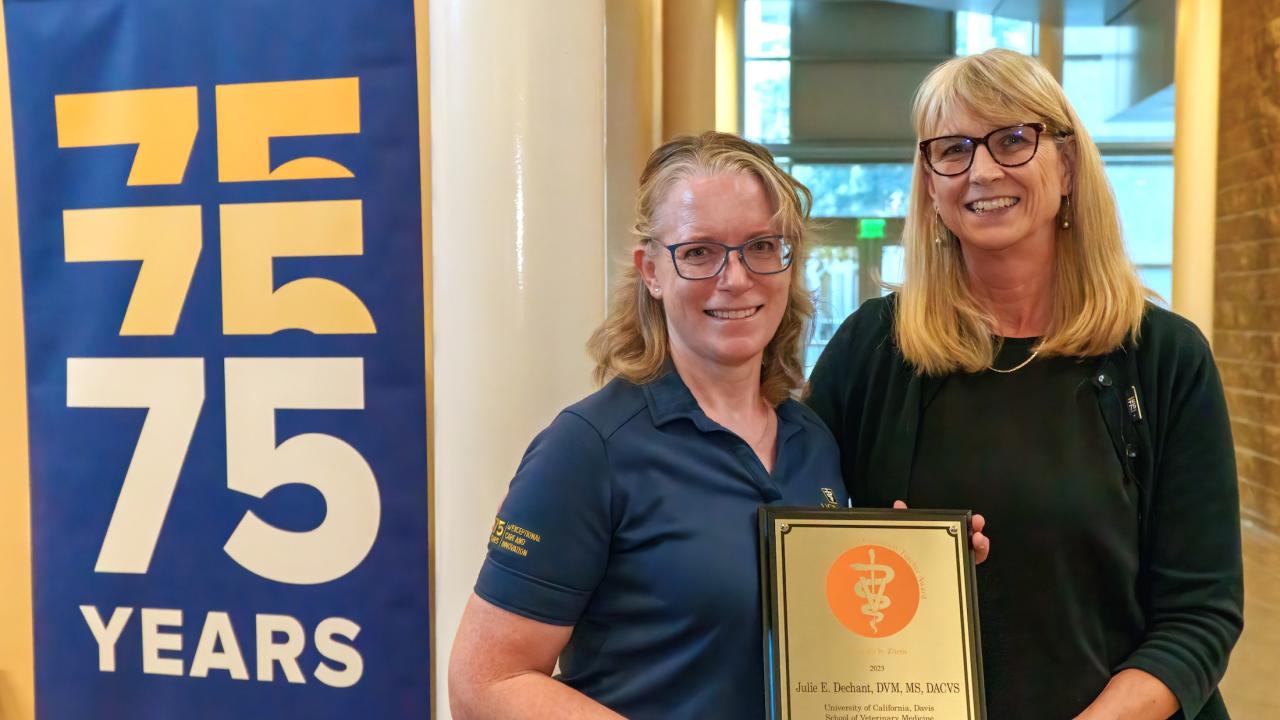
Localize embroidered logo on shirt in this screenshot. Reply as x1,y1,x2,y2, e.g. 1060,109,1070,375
489,516,542,558
820,487,839,509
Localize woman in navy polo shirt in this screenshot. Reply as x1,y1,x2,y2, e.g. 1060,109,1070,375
450,132,987,719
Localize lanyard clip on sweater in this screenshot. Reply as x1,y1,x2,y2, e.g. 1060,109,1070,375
1126,385,1144,422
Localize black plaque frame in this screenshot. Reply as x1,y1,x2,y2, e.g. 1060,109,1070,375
758,507,987,720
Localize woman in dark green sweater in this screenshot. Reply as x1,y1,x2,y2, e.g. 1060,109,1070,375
807,49,1242,719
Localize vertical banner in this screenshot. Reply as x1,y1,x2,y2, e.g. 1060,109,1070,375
5,1,431,717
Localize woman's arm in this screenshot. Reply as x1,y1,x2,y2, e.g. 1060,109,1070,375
1091,320,1244,718
1073,668,1178,720
453,409,619,717
450,594,626,720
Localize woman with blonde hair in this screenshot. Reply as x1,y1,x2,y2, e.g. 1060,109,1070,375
449,132,989,718
807,48,1242,719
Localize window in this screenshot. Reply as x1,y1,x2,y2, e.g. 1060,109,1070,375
790,164,912,219
790,163,911,374
805,244,858,371
1105,157,1174,301
955,11,1034,56
1060,25,1174,303
743,0,792,143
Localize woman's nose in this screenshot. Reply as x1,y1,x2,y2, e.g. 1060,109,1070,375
969,144,1004,183
718,250,752,288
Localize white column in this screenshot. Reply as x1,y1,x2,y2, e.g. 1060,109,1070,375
429,2,606,716
1172,0,1220,339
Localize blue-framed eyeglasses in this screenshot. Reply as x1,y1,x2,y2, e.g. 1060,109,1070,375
651,236,794,280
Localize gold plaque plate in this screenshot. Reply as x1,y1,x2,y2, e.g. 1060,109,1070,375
759,507,986,720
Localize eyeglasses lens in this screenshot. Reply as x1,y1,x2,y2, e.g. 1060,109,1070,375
988,126,1038,165
926,125,1040,175
673,238,793,279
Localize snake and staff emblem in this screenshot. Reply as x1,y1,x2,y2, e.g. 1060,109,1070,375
852,548,895,633
826,545,920,638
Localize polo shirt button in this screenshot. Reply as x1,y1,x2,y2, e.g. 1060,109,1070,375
1125,443,1138,458
1096,373,1112,387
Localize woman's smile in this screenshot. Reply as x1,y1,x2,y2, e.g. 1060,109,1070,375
966,196,1020,215
704,305,764,320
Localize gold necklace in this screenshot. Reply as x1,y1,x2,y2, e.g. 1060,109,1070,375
988,349,1040,374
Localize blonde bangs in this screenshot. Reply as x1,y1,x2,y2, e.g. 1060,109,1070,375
896,49,1149,376
915,51,1073,139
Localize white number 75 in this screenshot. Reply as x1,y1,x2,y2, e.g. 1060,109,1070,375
67,357,381,585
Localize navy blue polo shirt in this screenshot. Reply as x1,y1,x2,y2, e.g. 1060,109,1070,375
475,369,849,719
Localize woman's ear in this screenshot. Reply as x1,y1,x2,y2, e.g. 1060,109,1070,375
924,170,938,205
635,244,662,299
1058,136,1077,196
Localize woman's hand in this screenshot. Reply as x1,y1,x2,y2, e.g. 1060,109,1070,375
893,500,989,564
1071,668,1178,720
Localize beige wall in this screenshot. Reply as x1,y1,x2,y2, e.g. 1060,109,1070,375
662,0,717,139
606,0,662,280
1173,0,1220,338
616,0,737,277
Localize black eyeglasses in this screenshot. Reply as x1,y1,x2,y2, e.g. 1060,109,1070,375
918,123,1072,177
652,236,794,280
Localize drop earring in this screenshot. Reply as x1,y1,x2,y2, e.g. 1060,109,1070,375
1060,194,1073,230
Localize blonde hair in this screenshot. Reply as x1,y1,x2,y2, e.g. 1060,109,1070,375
587,131,814,405
897,48,1148,375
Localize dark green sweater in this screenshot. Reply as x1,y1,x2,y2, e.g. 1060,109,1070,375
805,295,1244,719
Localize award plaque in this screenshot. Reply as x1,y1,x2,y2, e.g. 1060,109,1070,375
759,508,985,720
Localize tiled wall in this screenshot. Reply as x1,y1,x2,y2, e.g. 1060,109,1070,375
1216,0,1280,531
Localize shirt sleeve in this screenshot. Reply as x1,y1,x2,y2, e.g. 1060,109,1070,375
1115,325,1244,719
474,410,613,626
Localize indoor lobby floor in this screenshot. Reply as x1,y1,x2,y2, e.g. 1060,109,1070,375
1219,520,1280,717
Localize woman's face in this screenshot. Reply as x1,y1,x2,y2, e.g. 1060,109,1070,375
636,172,792,374
924,107,1073,255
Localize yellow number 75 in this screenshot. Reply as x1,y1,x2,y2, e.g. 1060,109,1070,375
64,200,376,336
56,79,372,336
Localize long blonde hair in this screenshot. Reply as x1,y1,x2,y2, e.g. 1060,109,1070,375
897,49,1148,375
587,131,814,405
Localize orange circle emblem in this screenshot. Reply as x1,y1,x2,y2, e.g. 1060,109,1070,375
826,545,920,638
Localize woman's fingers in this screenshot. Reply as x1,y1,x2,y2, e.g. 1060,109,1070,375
891,501,989,563
971,514,989,563
972,530,990,564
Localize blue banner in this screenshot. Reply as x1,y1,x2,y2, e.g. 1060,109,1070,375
7,1,431,716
